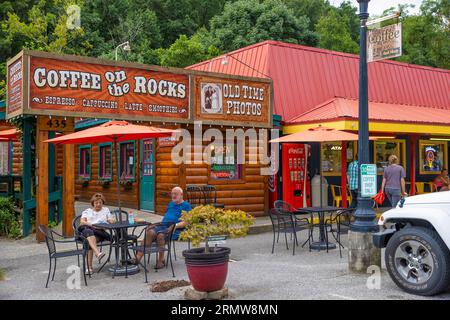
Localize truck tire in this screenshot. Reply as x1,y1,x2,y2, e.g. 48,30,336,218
385,226,450,296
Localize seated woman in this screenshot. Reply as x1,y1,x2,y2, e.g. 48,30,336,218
434,168,449,191
130,186,191,268
78,193,114,274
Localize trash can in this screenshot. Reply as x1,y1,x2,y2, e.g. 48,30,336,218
311,174,328,206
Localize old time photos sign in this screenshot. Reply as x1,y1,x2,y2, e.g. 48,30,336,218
194,75,272,128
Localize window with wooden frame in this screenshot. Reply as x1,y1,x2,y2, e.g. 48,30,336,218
209,143,243,181
79,145,92,180
321,141,357,176
98,143,112,180
0,142,10,175
419,140,448,175
119,141,136,181
374,139,406,175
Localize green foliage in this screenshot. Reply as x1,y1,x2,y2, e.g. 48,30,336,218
209,0,317,52
0,268,5,281
0,0,447,102
315,8,359,54
396,0,449,69
48,220,58,229
179,205,254,250
0,197,21,238
158,32,221,68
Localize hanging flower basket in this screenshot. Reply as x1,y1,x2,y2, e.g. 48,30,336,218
120,179,133,190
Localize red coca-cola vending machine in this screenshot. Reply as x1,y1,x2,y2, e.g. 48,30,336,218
281,143,311,208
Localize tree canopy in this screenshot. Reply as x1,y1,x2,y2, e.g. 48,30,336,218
0,0,448,101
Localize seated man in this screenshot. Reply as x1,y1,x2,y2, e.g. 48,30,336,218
131,186,191,268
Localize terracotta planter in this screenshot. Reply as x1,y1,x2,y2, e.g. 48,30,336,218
182,247,230,292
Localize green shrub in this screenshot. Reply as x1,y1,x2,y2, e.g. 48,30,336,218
0,197,21,238
0,268,5,281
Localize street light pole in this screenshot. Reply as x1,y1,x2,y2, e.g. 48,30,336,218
348,0,381,273
115,41,131,61
351,0,377,233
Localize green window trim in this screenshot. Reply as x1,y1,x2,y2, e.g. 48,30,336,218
119,140,136,182
98,142,113,181
78,145,92,180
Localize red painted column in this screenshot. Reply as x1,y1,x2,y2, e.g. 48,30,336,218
341,141,347,208
410,135,417,195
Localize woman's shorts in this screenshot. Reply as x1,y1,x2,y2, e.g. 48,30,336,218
78,225,111,243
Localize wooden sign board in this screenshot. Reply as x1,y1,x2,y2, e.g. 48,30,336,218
6,52,24,119
37,116,74,132
6,50,273,128
194,75,272,128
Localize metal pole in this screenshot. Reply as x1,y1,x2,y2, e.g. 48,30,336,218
114,137,122,220
351,0,378,232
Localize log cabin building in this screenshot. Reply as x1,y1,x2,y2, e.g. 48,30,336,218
4,50,273,237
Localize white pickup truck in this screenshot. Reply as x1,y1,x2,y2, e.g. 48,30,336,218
373,191,450,296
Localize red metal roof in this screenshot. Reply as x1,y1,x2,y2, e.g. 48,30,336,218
289,97,450,125
187,40,450,122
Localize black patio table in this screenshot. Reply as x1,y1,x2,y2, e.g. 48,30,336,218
294,206,344,251
93,221,151,278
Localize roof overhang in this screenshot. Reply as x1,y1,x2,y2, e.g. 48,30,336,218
283,119,450,136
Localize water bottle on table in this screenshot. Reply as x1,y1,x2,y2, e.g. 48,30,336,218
128,210,135,224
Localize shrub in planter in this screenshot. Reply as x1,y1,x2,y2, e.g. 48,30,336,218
179,205,254,292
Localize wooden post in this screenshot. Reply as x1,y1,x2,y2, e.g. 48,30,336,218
36,125,49,242
410,135,417,196
62,143,75,236
22,117,33,236
48,131,56,223
341,141,348,208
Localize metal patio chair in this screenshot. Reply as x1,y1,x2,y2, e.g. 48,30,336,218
38,225,89,288
324,208,355,258
268,208,312,255
201,184,225,209
130,223,176,282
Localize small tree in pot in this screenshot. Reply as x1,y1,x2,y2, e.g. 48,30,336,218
179,205,254,292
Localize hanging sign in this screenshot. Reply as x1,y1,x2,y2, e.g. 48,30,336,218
360,164,377,197
367,14,402,63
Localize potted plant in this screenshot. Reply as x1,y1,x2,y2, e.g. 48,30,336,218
179,205,254,292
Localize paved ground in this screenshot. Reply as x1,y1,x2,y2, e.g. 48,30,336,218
1,226,450,300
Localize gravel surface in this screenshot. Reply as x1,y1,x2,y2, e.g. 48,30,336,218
1,229,449,300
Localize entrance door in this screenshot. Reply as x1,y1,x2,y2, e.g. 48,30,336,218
140,139,154,211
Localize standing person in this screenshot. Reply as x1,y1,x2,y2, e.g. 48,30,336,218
347,154,359,208
381,155,407,208
434,168,449,191
78,193,114,274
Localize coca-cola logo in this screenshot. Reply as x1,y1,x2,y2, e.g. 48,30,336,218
288,148,303,154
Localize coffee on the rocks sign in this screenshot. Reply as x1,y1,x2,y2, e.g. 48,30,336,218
194,75,272,128
367,15,402,63
6,50,190,122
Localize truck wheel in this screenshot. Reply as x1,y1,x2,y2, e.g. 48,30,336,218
385,226,450,296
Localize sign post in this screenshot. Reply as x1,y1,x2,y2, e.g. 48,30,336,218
360,164,377,197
